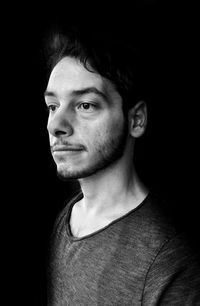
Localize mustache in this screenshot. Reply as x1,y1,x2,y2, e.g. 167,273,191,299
50,142,86,152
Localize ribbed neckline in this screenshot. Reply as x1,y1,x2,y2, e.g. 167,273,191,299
65,190,152,242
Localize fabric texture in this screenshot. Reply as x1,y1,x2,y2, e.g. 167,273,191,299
47,190,200,305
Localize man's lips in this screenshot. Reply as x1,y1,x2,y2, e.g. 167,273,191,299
51,145,85,152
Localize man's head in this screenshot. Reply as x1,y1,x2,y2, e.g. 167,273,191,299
45,25,147,115
44,26,147,180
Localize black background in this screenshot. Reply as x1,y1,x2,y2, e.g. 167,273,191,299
2,1,199,305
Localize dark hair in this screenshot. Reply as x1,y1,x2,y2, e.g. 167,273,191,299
44,24,149,114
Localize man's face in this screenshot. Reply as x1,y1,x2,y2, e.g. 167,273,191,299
45,57,129,180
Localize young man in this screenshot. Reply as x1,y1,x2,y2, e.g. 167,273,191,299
44,26,200,305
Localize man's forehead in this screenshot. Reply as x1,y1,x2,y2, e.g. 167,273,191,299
46,56,121,105
47,56,104,93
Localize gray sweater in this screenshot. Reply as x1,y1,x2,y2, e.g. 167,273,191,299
47,191,200,305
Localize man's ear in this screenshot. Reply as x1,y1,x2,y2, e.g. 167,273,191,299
128,101,147,138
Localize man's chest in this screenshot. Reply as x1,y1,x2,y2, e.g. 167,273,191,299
69,206,114,238
69,201,139,238
51,231,149,305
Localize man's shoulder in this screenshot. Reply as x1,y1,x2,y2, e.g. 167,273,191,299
134,190,179,240
138,189,200,257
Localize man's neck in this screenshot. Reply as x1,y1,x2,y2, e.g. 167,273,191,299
78,156,148,216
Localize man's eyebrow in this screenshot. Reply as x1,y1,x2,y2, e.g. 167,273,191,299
44,87,108,101
71,87,108,100
44,90,57,98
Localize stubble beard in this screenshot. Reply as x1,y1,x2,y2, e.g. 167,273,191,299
56,121,129,181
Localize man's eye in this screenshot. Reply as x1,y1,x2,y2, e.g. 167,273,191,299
47,105,57,112
77,103,96,112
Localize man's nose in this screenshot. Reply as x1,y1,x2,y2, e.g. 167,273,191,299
47,108,73,138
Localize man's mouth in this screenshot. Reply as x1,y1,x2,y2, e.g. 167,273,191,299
51,145,85,153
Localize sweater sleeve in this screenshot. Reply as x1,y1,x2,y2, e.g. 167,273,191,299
142,233,200,306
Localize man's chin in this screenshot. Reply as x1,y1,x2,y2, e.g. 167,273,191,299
56,171,78,182
56,162,106,181
56,166,80,181
56,165,91,181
